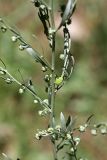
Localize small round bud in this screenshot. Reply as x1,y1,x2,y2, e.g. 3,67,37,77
40,4,45,10
70,147,75,153
55,76,63,85
38,110,43,116
91,129,97,136
44,75,50,82
59,54,64,60
74,137,80,146
66,133,71,140
5,78,12,84
34,99,38,104
55,125,61,132
19,88,24,94
41,66,47,72
19,45,24,51
1,26,7,33
43,99,49,105
35,133,41,140
79,125,86,132
0,70,5,75
100,127,107,135
11,36,18,42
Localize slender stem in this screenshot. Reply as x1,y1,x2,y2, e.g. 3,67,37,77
49,1,57,160
51,32,55,118
49,0,55,28
49,0,55,121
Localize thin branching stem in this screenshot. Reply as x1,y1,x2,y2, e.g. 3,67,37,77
49,0,57,160
1,68,50,111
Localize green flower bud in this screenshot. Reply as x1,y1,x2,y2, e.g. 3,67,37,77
55,76,63,85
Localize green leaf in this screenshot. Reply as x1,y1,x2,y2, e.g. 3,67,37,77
66,115,71,127
60,112,66,131
66,115,73,132
50,117,56,128
57,0,77,30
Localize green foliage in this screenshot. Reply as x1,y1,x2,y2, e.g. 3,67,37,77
0,0,107,160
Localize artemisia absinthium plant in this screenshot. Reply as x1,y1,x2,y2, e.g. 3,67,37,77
0,0,107,160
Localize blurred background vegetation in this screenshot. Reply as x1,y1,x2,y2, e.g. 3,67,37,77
0,0,107,160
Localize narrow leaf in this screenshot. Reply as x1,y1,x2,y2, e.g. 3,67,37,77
60,112,66,131
50,117,56,128
57,0,77,30
66,116,73,132
66,115,71,127
86,114,94,124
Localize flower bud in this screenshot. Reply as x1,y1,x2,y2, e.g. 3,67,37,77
91,129,97,136
41,66,47,72
74,137,80,146
66,133,71,140
11,36,18,42
34,99,38,104
100,127,107,135
43,99,49,105
79,125,86,132
19,88,24,94
38,110,43,116
35,133,41,140
5,78,12,84
1,26,7,33
55,76,63,85
19,45,25,51
55,125,61,132
59,54,64,60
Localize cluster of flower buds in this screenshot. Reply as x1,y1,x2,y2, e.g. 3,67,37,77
61,25,74,81
33,0,50,37
48,28,54,48
91,123,107,136
32,1,55,48
38,107,50,116
0,67,14,84
79,124,88,133
35,125,62,140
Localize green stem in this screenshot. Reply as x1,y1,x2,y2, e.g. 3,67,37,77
49,0,55,121
49,1,57,160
